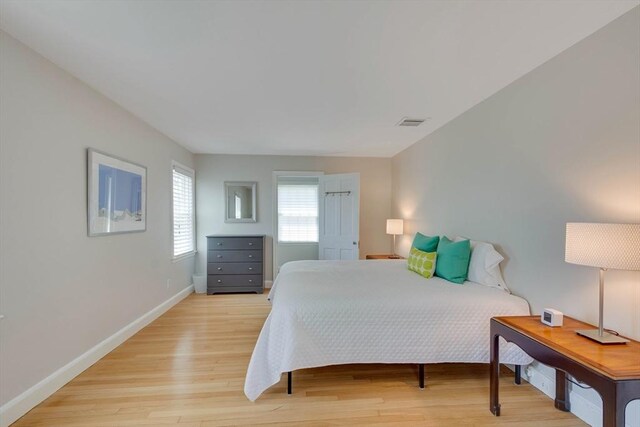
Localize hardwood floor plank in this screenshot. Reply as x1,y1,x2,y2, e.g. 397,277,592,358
12,293,585,426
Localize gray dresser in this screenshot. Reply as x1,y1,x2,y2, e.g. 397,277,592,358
207,235,265,294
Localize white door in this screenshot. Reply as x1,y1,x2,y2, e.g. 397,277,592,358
318,173,360,260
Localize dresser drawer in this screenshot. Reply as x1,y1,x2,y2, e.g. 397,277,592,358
208,250,262,263
207,237,262,250
208,262,262,275
207,274,262,287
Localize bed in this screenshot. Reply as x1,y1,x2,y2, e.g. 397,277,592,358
244,259,533,401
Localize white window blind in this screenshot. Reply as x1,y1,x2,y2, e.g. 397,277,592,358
278,184,319,242
172,164,195,257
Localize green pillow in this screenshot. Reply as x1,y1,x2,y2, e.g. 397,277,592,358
407,247,437,279
412,232,439,252
435,236,471,284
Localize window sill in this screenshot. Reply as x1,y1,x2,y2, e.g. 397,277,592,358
172,251,197,263
277,242,319,245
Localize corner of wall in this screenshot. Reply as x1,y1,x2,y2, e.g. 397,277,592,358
0,286,194,427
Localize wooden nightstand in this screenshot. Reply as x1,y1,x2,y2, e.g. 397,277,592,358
365,254,404,260
490,316,640,427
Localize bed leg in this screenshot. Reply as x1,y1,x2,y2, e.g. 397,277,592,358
287,371,292,394
418,364,425,389
514,365,522,385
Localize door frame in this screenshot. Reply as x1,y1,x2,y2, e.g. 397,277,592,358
272,171,324,280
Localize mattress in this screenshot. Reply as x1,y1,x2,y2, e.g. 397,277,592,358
244,259,533,401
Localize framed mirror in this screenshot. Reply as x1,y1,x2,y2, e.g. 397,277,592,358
224,181,257,223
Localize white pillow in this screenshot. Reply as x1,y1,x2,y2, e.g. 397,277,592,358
454,237,509,292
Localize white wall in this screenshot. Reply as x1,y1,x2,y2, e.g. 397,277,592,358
195,154,392,280
0,31,196,409
391,8,640,425
276,244,319,272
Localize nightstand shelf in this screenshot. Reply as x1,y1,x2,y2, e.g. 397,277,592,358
490,315,640,427
365,254,404,260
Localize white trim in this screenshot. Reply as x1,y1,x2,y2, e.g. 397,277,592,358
171,160,196,259
264,280,274,289
0,285,194,427
278,242,319,245
519,363,639,427
171,250,197,263
272,171,324,279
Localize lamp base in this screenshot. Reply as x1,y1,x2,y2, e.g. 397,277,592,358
576,329,629,344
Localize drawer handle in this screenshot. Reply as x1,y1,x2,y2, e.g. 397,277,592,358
248,255,253,258
248,242,253,246
217,255,222,258
217,279,222,283
217,242,222,246
249,279,253,283
217,267,223,271
248,267,253,271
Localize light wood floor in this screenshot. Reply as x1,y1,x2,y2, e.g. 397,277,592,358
13,292,585,426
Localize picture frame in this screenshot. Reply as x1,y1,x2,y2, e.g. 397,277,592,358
87,149,147,236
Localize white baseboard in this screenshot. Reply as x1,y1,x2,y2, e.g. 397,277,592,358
265,280,273,289
0,285,194,427
521,363,639,427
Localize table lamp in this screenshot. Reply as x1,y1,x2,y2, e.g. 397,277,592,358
565,223,640,344
386,219,404,257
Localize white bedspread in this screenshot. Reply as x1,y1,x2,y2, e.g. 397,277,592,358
244,260,533,401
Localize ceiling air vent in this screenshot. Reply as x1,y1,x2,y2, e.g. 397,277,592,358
396,117,428,127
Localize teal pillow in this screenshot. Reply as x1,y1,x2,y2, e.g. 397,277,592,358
412,232,439,252
435,237,471,284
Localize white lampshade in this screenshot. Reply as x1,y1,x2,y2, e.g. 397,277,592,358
565,223,640,270
386,219,404,236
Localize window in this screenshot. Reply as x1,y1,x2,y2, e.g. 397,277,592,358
172,162,195,258
234,194,242,219
278,183,319,242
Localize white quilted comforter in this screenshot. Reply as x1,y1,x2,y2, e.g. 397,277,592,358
244,260,532,401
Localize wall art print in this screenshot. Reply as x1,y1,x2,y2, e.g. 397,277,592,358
88,149,146,236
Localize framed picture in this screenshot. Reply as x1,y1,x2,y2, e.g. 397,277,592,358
87,149,147,236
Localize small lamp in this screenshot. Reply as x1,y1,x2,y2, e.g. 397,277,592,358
565,223,640,344
386,219,404,257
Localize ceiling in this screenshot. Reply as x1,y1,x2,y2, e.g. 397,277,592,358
1,1,638,157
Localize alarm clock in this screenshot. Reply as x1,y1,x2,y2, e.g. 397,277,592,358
541,308,563,327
